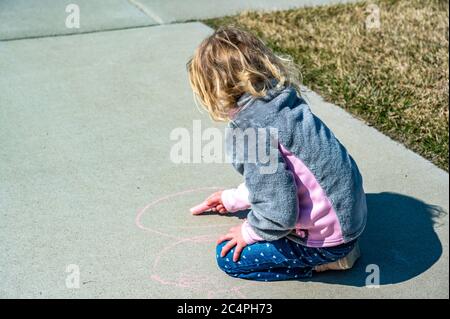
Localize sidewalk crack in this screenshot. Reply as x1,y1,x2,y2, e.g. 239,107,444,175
127,0,165,25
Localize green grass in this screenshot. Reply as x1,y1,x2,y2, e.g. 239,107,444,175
204,0,449,171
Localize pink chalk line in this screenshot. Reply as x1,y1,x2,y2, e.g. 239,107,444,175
149,235,254,298
135,186,257,298
135,186,234,240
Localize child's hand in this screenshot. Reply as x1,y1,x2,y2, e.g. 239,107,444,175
217,224,248,262
205,191,227,214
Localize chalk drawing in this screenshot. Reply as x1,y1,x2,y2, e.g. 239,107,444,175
136,187,257,298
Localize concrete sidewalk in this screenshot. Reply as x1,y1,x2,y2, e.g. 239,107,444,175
0,0,355,40
1,0,448,299
0,0,154,40
1,22,448,298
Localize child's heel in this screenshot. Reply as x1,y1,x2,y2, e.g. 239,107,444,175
314,242,361,272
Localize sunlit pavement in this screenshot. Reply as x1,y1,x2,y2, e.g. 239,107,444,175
0,0,448,298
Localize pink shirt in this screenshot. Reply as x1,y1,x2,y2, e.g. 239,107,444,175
221,143,344,247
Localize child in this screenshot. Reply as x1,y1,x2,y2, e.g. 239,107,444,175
187,26,367,281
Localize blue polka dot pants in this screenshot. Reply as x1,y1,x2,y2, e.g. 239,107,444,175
216,238,356,281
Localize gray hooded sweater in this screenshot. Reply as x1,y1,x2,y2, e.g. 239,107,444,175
225,85,367,246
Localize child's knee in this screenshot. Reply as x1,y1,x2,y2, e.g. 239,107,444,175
215,242,228,271
215,241,236,273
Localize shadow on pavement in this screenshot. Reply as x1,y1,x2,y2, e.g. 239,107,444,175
310,192,445,286
206,192,444,286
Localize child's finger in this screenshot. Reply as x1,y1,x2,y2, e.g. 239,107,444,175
221,239,237,257
233,244,244,262
190,202,212,215
217,233,233,244
216,204,227,214
206,192,221,205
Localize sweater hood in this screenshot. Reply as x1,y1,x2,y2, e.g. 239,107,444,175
232,85,302,128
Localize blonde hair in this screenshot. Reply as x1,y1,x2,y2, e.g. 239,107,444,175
187,26,300,122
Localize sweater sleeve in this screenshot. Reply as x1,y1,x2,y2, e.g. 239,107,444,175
241,219,264,244
229,126,299,241
221,183,251,213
